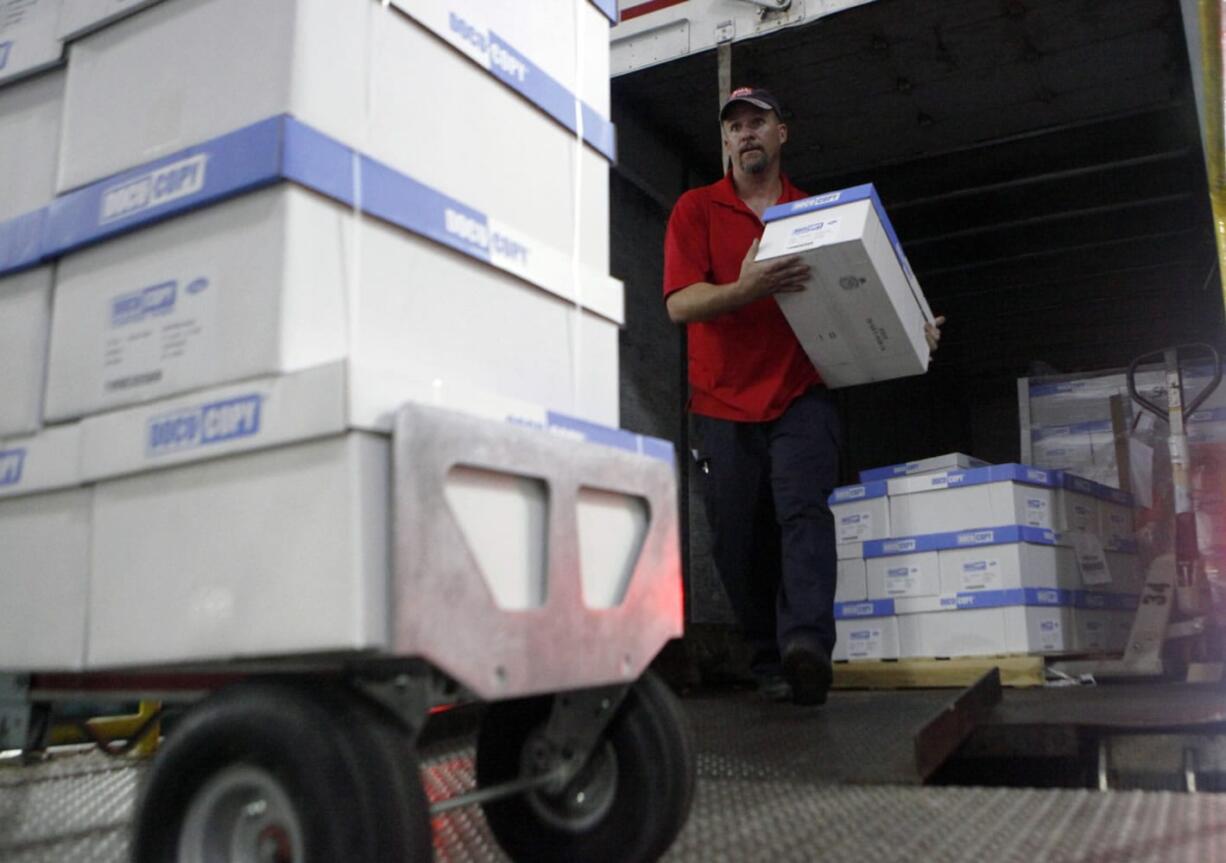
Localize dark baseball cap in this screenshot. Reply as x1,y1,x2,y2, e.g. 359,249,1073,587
719,86,784,121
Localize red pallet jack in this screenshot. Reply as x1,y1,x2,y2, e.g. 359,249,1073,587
1053,343,1223,680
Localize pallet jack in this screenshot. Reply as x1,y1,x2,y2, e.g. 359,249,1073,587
1053,343,1222,680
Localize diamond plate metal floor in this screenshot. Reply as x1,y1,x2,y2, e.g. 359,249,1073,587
4,691,1226,862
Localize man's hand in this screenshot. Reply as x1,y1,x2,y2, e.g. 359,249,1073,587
735,238,810,303
925,315,946,352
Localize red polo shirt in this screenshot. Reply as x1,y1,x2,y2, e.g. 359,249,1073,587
663,172,821,422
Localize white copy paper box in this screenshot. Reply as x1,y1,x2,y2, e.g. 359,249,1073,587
898,605,1075,659
829,481,890,544
834,616,899,662
0,265,52,437
757,184,932,388
833,601,899,661
1100,499,1136,548
938,542,1075,594
1007,606,1075,655
46,185,621,425
888,464,1058,537
0,0,62,86
55,0,609,271
836,541,864,560
0,68,63,222
1076,608,1132,653
0,487,91,670
88,433,390,667
835,557,867,603
79,360,670,483
1056,489,1100,533
865,550,940,600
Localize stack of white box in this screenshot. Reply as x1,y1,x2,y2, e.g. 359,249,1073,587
829,453,1141,662
0,0,650,672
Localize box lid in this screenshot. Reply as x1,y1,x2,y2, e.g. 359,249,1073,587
865,524,1059,557
1058,471,1133,506
894,587,1077,614
81,362,675,482
828,480,888,505
888,463,1059,496
834,598,895,620
0,423,80,498
859,452,988,482
2,115,623,322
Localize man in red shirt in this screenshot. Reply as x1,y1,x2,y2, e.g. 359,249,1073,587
663,87,941,705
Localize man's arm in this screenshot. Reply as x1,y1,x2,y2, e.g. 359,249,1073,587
666,238,811,324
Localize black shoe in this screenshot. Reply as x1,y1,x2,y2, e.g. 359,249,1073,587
754,670,792,702
782,643,833,706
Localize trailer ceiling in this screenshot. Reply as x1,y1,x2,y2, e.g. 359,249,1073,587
612,0,1224,384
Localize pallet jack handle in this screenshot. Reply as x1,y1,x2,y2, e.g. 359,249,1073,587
1127,343,1223,423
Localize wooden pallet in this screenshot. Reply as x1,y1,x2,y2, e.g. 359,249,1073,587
833,654,1047,689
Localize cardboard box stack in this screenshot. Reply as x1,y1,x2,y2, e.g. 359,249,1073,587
0,0,651,672
829,454,1141,662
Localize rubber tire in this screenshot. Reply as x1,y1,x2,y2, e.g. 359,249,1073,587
131,678,432,863
476,671,696,863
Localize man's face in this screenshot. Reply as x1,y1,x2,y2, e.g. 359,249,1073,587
721,103,788,175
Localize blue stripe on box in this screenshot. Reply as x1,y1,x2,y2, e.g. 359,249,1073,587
487,30,617,162
828,481,888,504
640,436,676,465
950,588,1074,609
835,599,895,619
864,525,1059,558
988,464,1058,487
546,411,638,454
1059,472,1097,496
44,113,516,269
46,117,286,256
580,102,617,162
281,119,358,207
763,185,909,278
895,589,1077,614
10,111,615,292
545,411,675,465
489,31,574,130
936,463,1057,490
763,184,875,223
0,208,46,274
1057,471,1134,507
358,154,492,264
